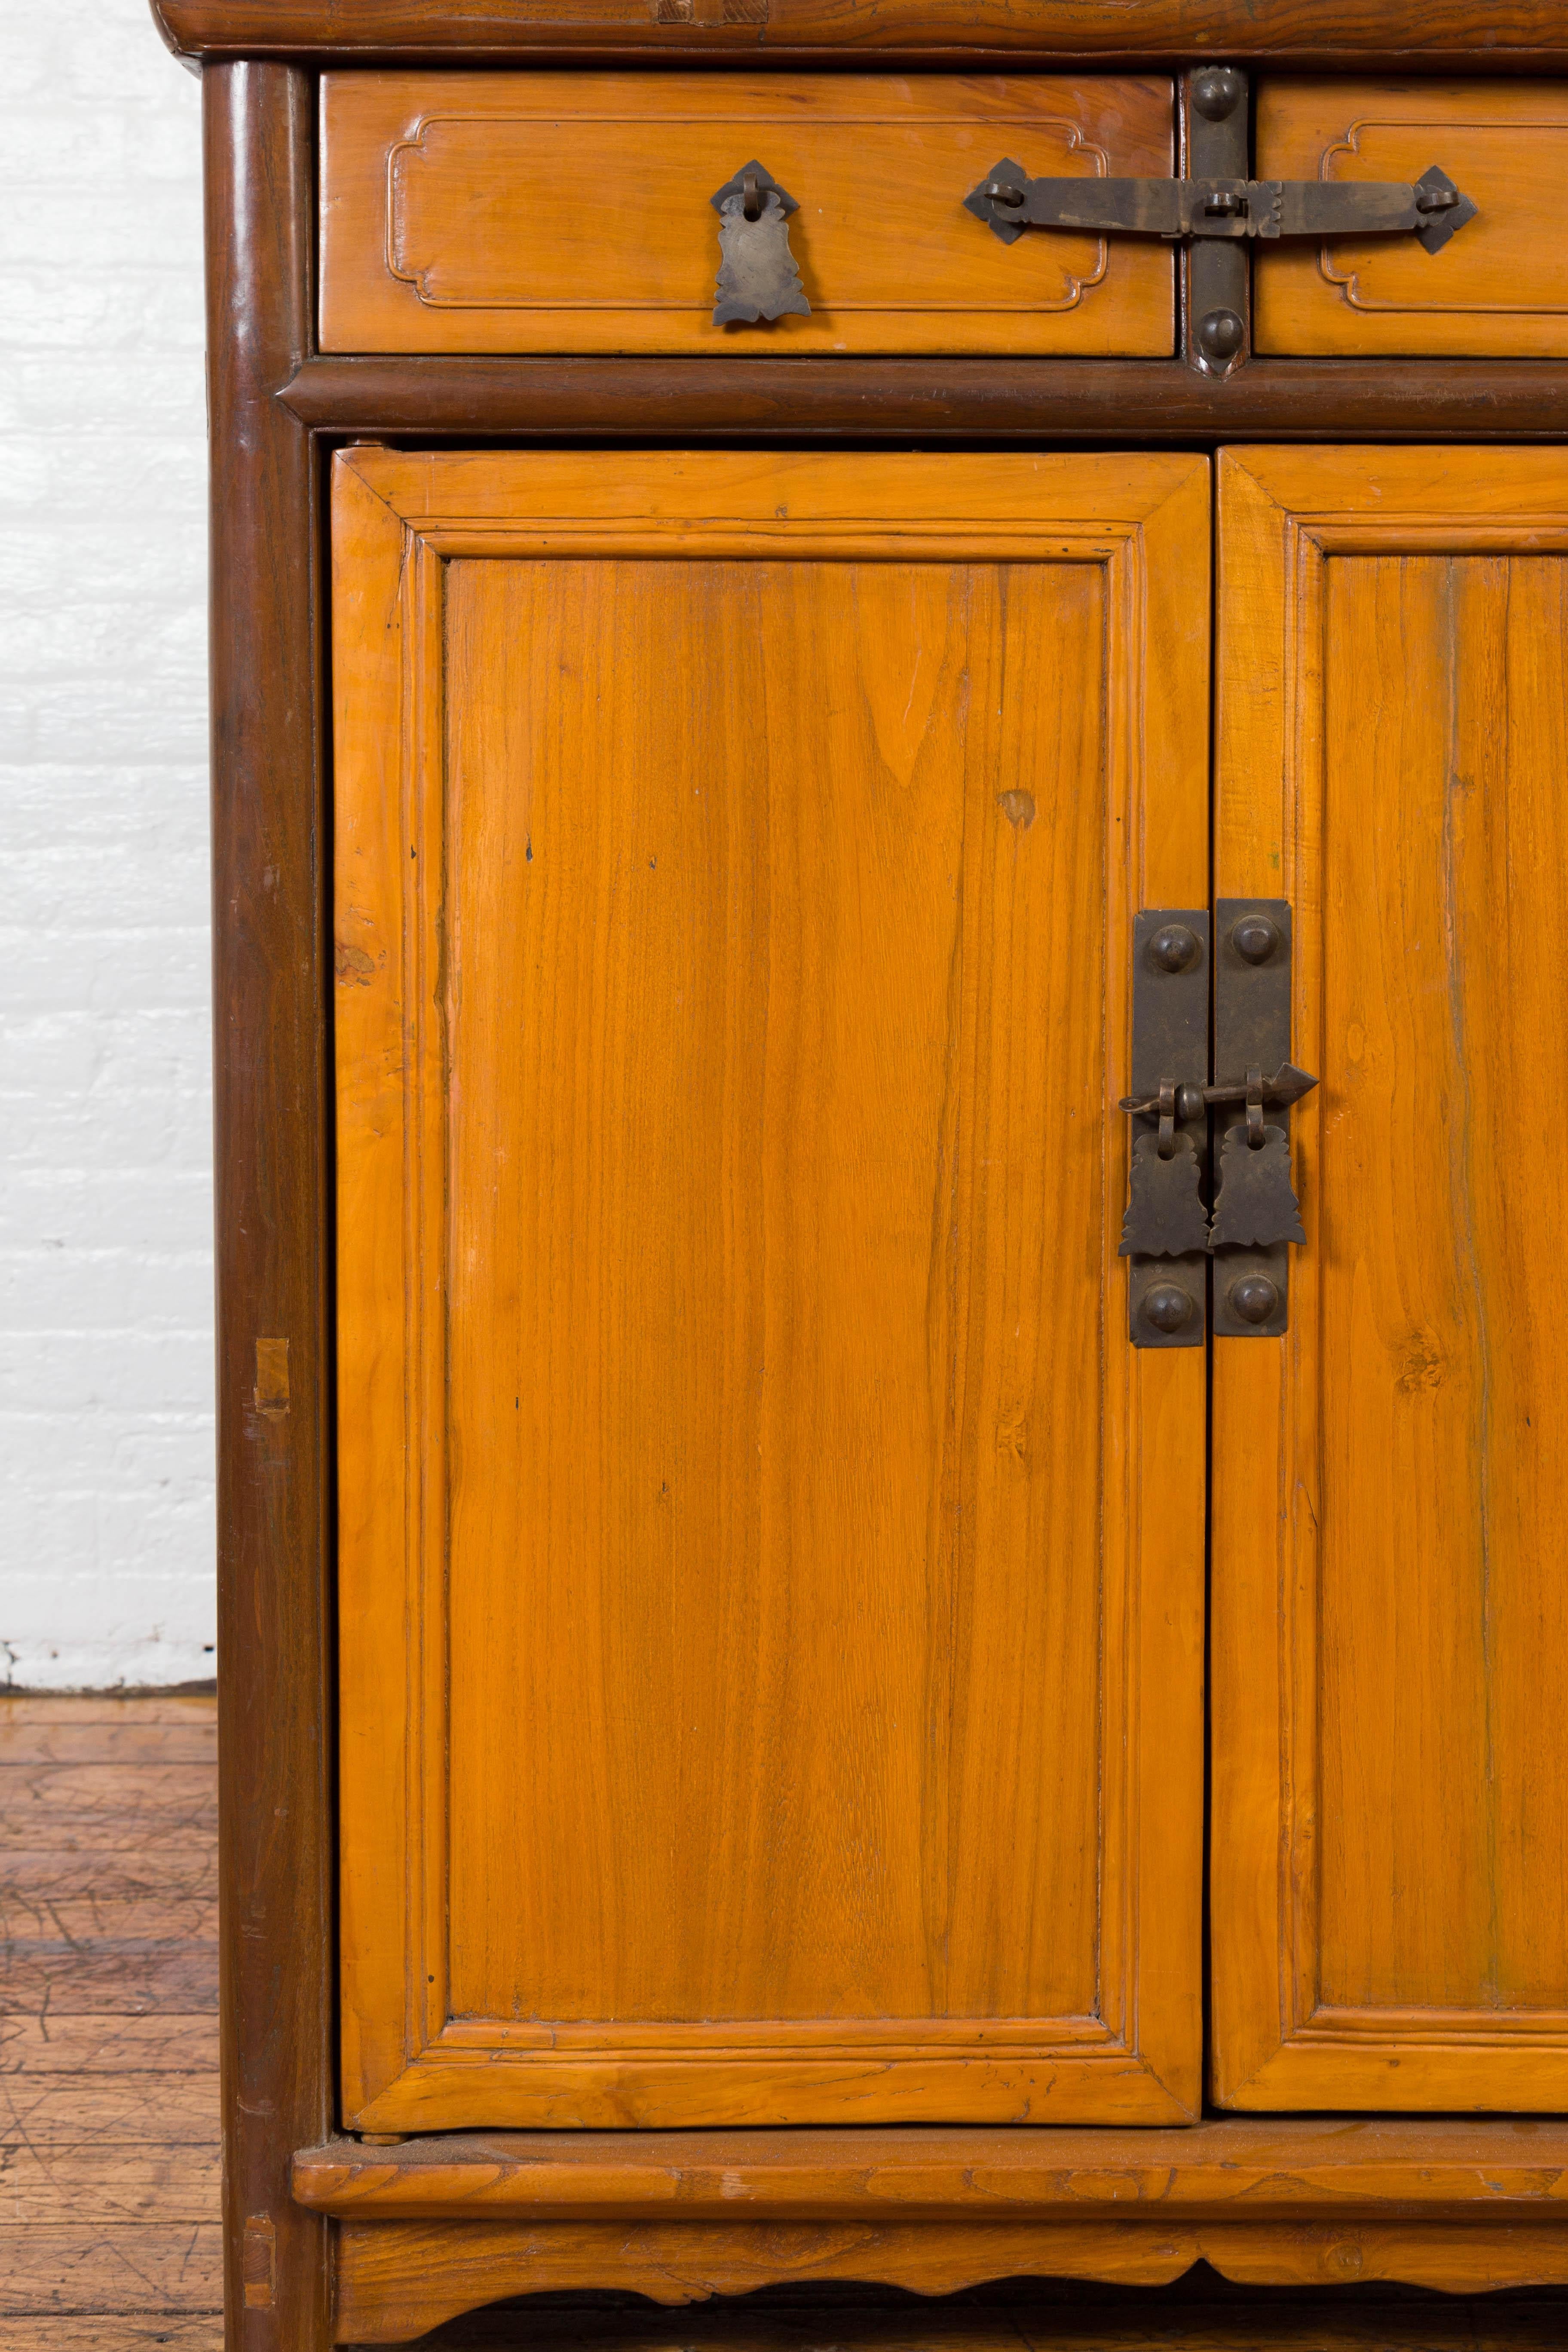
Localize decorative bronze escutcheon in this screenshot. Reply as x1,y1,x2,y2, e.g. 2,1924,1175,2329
1208,1119,1306,1250
1120,1129,1210,1259
710,162,810,325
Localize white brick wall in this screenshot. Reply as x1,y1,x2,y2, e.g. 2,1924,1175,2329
1,1,214,1689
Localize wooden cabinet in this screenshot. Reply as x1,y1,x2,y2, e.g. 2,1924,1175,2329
167,4,1568,2343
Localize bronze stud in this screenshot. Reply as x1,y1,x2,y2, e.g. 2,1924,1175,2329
1143,1281,1195,1334
1196,308,1245,363
1228,1273,1280,1325
1231,913,1280,965
1148,922,1201,974
1191,66,1246,122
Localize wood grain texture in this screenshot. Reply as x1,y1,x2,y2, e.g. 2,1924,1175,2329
1211,445,1568,2112
320,72,1173,357
0,2227,225,2318
151,0,1568,68
333,2215,1568,2342
295,2118,1568,2220
0,1697,217,1745
0,1697,220,2333
0,2014,219,2073
334,447,1208,2132
6,2326,220,2351
1256,81,1568,356
202,59,335,2352
281,355,1568,444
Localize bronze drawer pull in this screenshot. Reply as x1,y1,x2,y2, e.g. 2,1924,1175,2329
709,159,810,325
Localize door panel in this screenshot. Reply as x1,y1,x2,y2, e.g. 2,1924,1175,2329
1212,447,1568,2109
334,450,1208,2129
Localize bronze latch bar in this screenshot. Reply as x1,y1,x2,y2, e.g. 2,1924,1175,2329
964,61,1477,376
965,161,1475,250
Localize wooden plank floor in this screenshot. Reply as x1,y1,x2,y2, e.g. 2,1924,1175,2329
8,1692,1568,2349
1,1691,220,2351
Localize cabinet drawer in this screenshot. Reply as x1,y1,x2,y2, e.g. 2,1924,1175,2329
319,71,1174,355
1255,80,1568,356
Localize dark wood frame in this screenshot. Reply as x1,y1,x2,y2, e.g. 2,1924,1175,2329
156,0,1568,71
205,57,334,2352
188,10,1568,2345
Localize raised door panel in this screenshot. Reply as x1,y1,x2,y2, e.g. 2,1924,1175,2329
1255,81,1568,356
334,450,1208,2130
1212,446,1568,2110
319,72,1175,355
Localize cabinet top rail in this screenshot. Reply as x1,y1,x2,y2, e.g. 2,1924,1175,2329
152,0,1568,69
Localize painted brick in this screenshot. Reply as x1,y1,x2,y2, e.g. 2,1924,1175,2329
0,5,213,1689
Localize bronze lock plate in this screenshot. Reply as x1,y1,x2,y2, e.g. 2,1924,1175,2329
1121,900,1316,1346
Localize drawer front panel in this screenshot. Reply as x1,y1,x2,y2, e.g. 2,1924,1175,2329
1256,80,1568,356
320,71,1174,354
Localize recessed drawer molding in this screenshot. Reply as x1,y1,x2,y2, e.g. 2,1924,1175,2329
1257,80,1568,354
320,71,1176,354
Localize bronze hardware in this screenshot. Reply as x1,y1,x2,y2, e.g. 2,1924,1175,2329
965,159,1476,251
1209,1112,1307,1250
1141,1280,1197,1337
1148,920,1202,973
1210,900,1312,1337
965,56,1474,381
710,160,809,325
1118,1060,1317,1121
1121,901,1316,1342
1232,912,1280,963
1121,910,1210,1349
1184,62,1250,380
1226,1271,1281,1326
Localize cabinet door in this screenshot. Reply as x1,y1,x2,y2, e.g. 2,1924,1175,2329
334,449,1208,2131
1212,447,1568,2110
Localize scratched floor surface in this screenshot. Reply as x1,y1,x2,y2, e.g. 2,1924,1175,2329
0,1691,220,2350
9,1695,1568,2351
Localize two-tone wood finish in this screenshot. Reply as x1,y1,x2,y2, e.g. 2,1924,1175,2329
334,447,1208,2133
165,3,1568,2343
1212,447,1568,2110
321,73,1173,356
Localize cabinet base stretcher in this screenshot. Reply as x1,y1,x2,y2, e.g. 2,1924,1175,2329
296,2122,1568,2343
